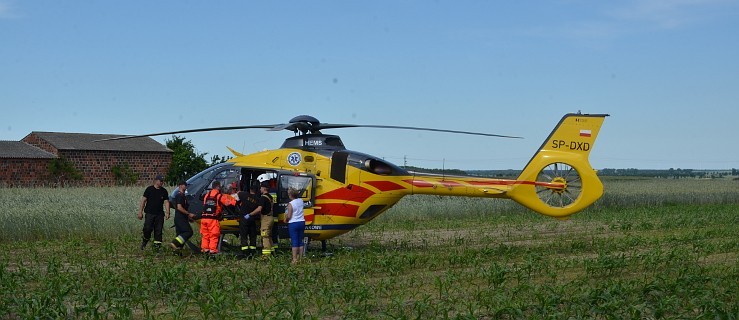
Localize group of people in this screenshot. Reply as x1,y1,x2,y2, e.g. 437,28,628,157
137,174,306,263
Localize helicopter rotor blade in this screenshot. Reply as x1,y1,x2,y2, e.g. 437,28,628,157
94,115,523,141
267,123,292,131
314,123,523,139
94,125,277,142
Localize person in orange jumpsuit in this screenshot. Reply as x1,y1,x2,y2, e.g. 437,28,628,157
199,180,236,254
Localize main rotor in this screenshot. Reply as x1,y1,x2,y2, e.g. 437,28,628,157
273,115,324,135
95,114,522,142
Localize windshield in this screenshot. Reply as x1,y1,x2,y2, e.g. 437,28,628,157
186,163,236,196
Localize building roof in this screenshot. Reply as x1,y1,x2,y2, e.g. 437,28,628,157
0,141,57,159
27,132,172,153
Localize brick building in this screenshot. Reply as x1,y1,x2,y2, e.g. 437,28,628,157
0,132,172,187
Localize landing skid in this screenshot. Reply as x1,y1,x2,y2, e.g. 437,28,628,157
303,238,333,257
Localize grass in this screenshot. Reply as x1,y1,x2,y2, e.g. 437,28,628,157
0,178,737,319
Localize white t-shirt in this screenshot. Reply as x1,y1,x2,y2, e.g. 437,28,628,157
288,198,305,223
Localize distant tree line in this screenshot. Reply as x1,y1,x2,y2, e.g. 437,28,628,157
466,169,520,178
402,166,467,176
598,168,737,179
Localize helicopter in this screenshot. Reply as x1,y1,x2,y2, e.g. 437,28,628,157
107,112,608,250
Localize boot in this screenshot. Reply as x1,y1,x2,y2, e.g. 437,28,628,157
140,239,149,250
153,242,162,252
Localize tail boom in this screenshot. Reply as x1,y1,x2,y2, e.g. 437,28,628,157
402,174,570,198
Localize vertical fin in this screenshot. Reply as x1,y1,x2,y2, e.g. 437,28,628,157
510,113,609,218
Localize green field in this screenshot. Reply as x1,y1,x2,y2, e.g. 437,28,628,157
1,178,737,319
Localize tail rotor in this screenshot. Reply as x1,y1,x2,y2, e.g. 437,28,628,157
535,162,582,208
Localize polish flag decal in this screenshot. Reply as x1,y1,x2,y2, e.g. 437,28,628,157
579,129,592,137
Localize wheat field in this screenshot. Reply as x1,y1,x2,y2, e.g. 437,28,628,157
0,178,737,319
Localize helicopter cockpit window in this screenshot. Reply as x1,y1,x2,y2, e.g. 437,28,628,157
278,175,313,206
186,163,233,197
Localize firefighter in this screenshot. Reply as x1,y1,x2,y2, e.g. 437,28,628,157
138,174,170,251
170,181,195,251
237,181,262,258
259,181,275,256
262,178,280,253
200,181,236,254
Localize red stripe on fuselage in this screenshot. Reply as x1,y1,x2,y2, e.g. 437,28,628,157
467,180,517,186
439,180,463,188
315,203,359,218
316,184,375,202
365,180,406,192
405,178,564,188
402,179,434,188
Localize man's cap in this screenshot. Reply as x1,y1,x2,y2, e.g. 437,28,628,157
260,181,270,188
155,174,165,181
178,181,188,186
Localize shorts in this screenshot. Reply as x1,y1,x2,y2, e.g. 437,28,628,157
288,221,305,248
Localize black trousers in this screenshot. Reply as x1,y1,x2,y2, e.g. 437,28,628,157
239,217,258,248
143,213,165,242
271,219,279,244
174,217,194,243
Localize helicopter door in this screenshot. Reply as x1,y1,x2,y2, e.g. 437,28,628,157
276,174,316,225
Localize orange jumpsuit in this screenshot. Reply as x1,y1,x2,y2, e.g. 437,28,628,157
200,189,236,253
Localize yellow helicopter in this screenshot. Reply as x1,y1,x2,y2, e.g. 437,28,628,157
112,112,608,249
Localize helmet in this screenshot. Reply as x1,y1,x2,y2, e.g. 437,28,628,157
257,172,277,182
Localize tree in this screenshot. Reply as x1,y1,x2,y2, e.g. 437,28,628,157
165,135,208,185
210,154,232,165
48,157,83,186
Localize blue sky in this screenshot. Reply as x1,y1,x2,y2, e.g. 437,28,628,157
2,1,738,170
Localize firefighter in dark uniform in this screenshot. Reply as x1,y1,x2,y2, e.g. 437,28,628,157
138,174,170,251
170,181,195,251
238,181,263,257
259,181,275,256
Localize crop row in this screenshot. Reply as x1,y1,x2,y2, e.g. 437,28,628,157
0,179,737,318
